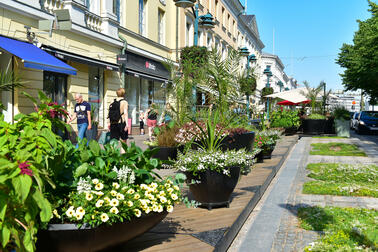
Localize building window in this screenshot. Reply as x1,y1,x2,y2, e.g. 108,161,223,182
222,7,225,25
139,0,147,36
113,0,120,22
215,0,218,17
158,9,165,45
207,33,212,50
43,71,67,107
88,66,104,128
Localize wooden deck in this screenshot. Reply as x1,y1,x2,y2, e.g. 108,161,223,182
108,136,298,252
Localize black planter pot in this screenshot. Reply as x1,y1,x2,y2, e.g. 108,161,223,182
186,166,241,210
284,127,298,136
324,117,335,134
302,119,327,135
221,131,255,152
36,212,167,252
149,145,184,161
256,145,275,162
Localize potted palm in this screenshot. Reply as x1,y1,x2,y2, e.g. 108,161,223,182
333,107,351,137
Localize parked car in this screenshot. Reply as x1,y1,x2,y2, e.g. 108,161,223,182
356,111,378,134
350,112,359,130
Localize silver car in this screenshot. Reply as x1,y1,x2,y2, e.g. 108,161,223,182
350,112,359,130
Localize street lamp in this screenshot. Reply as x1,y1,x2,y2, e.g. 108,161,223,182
263,65,273,119
174,0,216,114
239,47,256,122
277,81,283,92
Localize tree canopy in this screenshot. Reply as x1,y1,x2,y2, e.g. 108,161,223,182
336,0,378,99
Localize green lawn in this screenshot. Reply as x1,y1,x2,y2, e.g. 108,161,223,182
298,206,378,251
303,163,378,197
310,143,367,156
312,136,348,139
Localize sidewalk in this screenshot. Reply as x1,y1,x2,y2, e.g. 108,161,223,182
231,135,378,252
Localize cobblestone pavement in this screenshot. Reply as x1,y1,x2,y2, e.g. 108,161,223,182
271,134,378,252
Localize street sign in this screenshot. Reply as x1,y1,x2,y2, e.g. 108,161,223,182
117,54,127,64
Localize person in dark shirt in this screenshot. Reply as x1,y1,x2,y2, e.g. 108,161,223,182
146,103,158,142
69,93,92,148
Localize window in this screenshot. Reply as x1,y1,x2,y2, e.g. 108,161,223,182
227,14,230,29
232,20,235,35
222,7,225,25
139,0,147,36
158,9,165,45
88,66,104,128
207,33,212,50
215,0,218,17
113,0,120,22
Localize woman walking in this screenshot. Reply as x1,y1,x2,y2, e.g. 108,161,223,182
146,103,158,142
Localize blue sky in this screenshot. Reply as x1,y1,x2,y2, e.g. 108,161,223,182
245,0,372,91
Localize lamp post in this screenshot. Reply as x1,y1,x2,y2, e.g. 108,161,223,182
239,47,256,122
263,65,273,119
174,0,216,114
277,80,283,92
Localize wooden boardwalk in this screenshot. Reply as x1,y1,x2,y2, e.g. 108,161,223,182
109,136,298,252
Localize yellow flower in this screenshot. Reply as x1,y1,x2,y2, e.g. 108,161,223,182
134,209,142,217
167,179,173,184
110,198,119,207
85,193,93,201
127,201,133,207
76,207,85,215
160,196,167,203
91,215,95,220
116,193,125,200
75,213,84,220
95,200,104,208
127,188,135,194
53,209,61,219
173,185,179,191
167,205,173,213
164,183,171,188
171,194,178,200
112,182,120,189
65,206,75,218
134,193,140,200
167,188,174,193
92,179,99,184
110,190,117,197
110,207,119,214
95,183,104,190
100,213,109,222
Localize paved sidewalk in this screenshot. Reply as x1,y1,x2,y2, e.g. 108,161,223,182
232,135,378,252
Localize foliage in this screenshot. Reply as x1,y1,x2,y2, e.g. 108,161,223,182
0,70,25,109
303,162,378,197
180,46,209,72
174,149,256,177
298,206,377,251
254,130,280,154
0,92,70,251
336,1,378,99
332,107,351,121
54,177,181,228
261,87,274,97
310,143,367,156
239,67,257,96
300,81,323,114
307,113,326,119
154,121,180,147
270,110,300,129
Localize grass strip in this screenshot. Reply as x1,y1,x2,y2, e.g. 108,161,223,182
310,143,367,156
312,136,347,139
303,163,378,197
298,206,378,251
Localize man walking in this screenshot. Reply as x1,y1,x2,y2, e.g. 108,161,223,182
108,88,129,146
69,93,92,147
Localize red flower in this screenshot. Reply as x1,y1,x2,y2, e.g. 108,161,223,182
18,161,33,176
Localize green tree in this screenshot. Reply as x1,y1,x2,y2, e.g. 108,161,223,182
336,1,378,99
300,81,323,114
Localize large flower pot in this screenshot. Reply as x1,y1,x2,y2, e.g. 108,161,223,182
256,144,275,163
302,119,326,135
149,145,183,161
324,117,335,134
335,119,350,137
221,131,255,152
284,127,298,136
36,212,167,252
186,166,241,210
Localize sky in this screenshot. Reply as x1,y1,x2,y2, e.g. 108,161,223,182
245,0,372,91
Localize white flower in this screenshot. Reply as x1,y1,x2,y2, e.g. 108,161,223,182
150,182,158,188
110,190,117,197
148,194,155,200
152,205,159,212
134,209,142,217
112,182,120,189
145,207,151,214
95,200,104,208
116,193,125,200
66,206,75,217
95,183,104,190
101,213,109,222
127,201,133,207
159,196,167,203
173,185,179,191
85,193,93,201
127,188,135,194
77,177,92,194
171,194,178,200
75,213,84,220
92,179,99,184
134,193,140,200
52,209,61,219
167,188,174,193
76,207,85,215
110,207,119,214
167,205,173,213
157,205,163,213
110,198,119,207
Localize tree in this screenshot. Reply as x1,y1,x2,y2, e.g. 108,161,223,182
300,81,323,114
336,1,378,99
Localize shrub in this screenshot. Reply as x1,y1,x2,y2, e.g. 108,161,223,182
307,113,326,119
270,110,300,129
333,107,351,121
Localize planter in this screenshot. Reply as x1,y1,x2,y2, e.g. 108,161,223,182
37,212,167,252
256,145,275,162
186,166,241,210
221,131,255,152
335,119,350,137
284,127,298,136
302,119,326,135
149,145,183,161
324,117,335,134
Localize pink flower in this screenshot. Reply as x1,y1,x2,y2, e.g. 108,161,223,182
18,161,33,176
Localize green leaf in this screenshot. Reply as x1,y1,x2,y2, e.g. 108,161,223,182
0,135,7,148
175,173,187,184
32,190,52,222
105,171,117,179
40,128,57,149
74,163,88,178
89,140,101,156
95,157,105,169
12,174,32,202
13,113,26,121
0,191,7,221
1,224,10,248
150,158,159,168
80,150,90,162
23,229,34,252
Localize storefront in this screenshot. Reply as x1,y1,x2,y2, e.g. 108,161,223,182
122,52,170,125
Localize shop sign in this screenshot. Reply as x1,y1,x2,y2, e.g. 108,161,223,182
145,61,156,71
117,55,127,64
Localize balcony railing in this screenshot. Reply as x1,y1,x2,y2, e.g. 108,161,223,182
85,11,102,32
41,0,64,14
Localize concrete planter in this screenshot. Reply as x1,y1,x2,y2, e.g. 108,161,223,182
335,119,350,137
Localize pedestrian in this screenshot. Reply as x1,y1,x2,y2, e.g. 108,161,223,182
108,88,129,147
69,93,92,148
139,110,145,135
146,103,158,142
160,103,173,125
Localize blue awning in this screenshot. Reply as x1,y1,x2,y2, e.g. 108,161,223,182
0,36,77,75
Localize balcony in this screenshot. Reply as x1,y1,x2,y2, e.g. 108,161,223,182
85,11,102,32
41,0,64,14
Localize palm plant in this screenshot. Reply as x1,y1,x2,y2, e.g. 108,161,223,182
300,81,323,114
0,70,25,110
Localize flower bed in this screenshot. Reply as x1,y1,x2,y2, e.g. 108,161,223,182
310,143,367,156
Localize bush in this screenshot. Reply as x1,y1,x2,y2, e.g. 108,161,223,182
333,107,351,121
308,113,326,119
270,110,300,129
